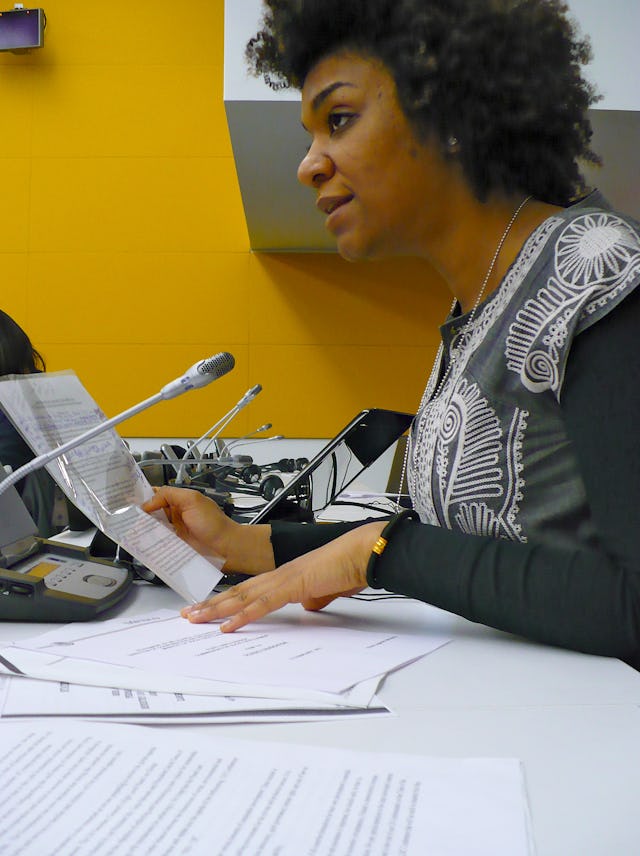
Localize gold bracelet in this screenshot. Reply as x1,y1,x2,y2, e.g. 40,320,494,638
366,509,419,588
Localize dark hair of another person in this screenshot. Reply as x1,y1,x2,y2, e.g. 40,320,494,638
0,310,46,376
246,0,601,206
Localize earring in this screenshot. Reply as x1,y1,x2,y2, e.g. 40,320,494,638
446,136,461,155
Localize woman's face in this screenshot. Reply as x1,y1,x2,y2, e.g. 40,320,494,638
298,52,452,261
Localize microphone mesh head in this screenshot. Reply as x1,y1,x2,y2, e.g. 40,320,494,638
198,352,235,379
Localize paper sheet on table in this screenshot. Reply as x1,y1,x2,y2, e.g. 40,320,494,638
0,371,222,602
10,607,449,694
0,721,535,856
0,643,381,705
0,674,390,724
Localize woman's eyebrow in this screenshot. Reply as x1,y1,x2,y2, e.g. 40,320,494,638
301,81,357,131
311,81,356,112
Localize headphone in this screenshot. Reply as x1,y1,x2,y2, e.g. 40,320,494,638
136,448,311,512
259,457,309,474
186,465,283,501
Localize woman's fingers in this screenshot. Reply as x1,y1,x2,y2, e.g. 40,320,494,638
142,488,173,522
181,557,362,630
182,570,295,631
219,586,291,632
141,492,164,513
142,485,232,558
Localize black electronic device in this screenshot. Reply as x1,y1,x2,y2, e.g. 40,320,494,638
0,475,133,621
213,469,285,501
248,408,414,524
0,7,45,52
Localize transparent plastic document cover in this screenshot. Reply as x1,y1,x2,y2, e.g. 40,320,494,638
249,409,413,524
0,371,223,605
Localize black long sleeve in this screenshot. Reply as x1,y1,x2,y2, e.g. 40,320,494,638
271,288,640,668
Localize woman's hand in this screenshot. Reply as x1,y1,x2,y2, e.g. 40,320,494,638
181,519,386,631
142,486,275,573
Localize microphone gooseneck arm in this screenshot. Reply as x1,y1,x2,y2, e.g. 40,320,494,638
174,384,263,484
219,423,273,458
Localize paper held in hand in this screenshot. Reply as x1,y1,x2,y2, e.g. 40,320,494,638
0,371,222,603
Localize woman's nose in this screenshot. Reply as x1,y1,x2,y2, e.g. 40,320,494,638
297,144,334,188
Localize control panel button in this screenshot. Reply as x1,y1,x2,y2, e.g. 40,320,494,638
82,574,117,588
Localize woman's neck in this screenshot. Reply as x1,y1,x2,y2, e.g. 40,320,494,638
422,193,562,313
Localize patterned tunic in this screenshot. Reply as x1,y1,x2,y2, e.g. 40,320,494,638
271,198,640,666
408,207,640,551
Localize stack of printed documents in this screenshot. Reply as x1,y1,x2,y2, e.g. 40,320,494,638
0,601,452,725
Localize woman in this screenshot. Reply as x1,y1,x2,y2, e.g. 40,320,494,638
0,310,63,537
144,0,640,669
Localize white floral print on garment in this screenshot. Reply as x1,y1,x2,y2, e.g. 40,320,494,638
409,208,640,546
506,213,640,394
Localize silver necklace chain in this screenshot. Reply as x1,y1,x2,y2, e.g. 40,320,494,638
394,195,532,512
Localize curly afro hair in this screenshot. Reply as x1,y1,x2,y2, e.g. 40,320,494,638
246,0,601,205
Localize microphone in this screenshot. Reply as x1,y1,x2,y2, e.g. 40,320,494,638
160,352,235,399
0,353,235,499
174,383,263,484
218,422,273,458
238,384,263,408
199,385,263,455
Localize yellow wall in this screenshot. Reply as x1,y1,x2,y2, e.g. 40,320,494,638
0,0,449,438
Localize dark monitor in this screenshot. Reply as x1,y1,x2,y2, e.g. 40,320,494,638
0,8,45,52
248,408,414,524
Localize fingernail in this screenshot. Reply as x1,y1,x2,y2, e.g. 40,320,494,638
182,606,204,619
183,601,205,613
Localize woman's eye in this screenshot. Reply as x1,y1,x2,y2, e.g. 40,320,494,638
328,112,354,134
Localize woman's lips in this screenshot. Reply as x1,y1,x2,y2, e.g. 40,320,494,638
317,195,354,229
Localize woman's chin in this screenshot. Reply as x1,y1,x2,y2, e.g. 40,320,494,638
335,233,373,263
333,226,396,262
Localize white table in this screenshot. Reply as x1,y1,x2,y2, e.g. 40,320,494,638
2,581,640,856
